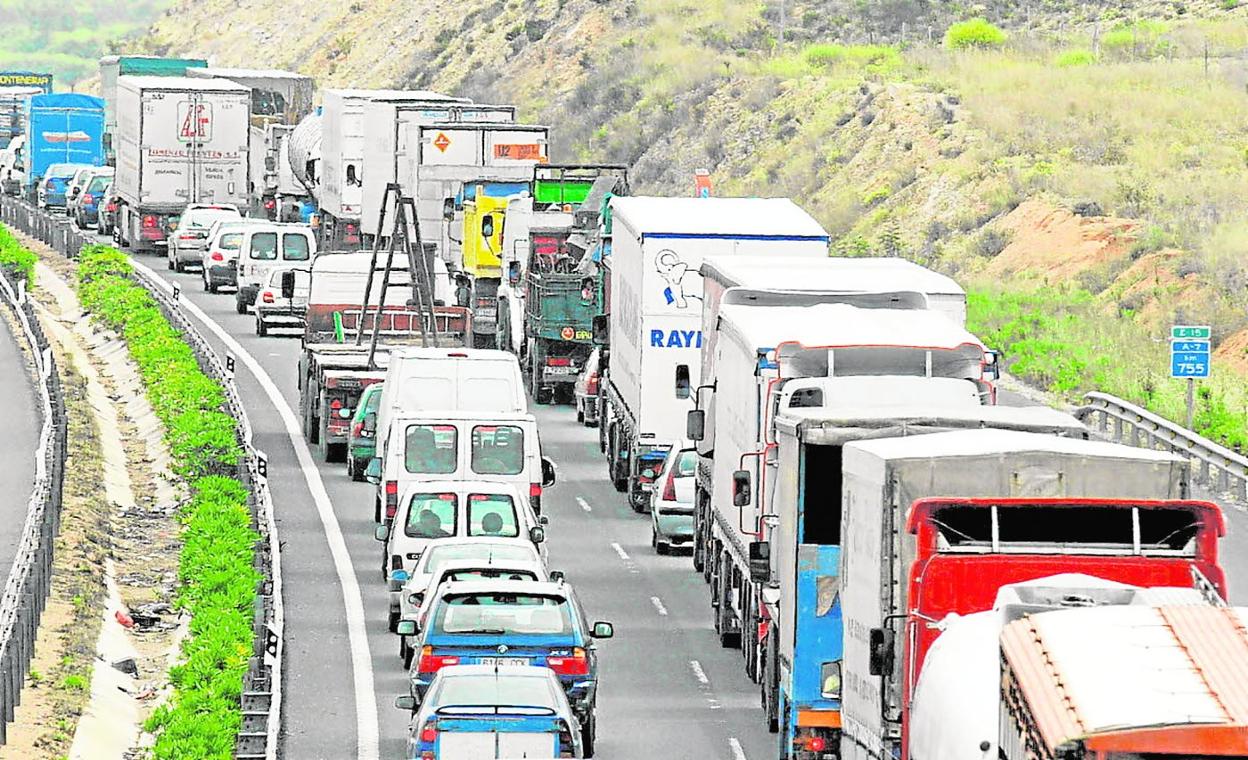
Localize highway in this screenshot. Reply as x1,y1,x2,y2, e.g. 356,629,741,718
0,313,40,576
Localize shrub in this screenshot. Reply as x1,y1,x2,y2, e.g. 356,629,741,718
972,227,1012,257
943,18,1006,50
1054,49,1096,67
802,43,901,73
0,224,38,286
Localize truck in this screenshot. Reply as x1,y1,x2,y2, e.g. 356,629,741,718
496,196,572,355
834,429,1213,760
250,122,309,220
0,86,42,150
185,67,315,125
98,56,208,165
908,574,1228,758
690,299,995,683
288,110,321,202
602,197,830,510
297,250,469,461
319,89,460,249
21,93,105,200
113,76,251,253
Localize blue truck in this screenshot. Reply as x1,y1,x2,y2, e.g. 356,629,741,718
22,93,105,201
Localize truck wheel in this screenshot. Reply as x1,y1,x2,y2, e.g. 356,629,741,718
718,556,741,649
580,710,596,758
763,629,780,733
387,609,399,634
743,584,760,682
692,498,706,574
235,293,247,315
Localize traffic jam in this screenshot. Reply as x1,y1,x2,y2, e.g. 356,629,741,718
2,55,1246,760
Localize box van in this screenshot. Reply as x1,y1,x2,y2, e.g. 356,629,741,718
369,411,555,523
374,348,527,452
234,222,316,313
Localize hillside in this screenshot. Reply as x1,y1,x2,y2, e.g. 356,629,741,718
139,0,1248,447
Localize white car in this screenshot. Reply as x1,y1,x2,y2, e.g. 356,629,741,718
384,536,544,634
234,222,315,313
168,204,243,272
650,445,696,554
200,220,252,293
254,266,310,336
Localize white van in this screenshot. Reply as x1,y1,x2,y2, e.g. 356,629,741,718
369,410,555,523
375,347,527,453
234,222,316,313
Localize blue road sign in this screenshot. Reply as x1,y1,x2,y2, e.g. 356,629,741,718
1171,349,1210,378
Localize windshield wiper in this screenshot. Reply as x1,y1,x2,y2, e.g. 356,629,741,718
454,628,508,635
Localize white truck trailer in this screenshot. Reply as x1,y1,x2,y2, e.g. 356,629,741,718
601,197,829,509
113,76,251,253
185,67,315,125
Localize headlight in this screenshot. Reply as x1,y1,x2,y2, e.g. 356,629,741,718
821,661,842,699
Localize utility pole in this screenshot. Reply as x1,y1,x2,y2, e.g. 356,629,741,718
779,0,786,46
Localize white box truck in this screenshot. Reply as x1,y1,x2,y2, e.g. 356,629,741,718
113,75,251,253
601,197,829,509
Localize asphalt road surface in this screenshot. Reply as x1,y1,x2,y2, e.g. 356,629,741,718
0,313,40,579
90,235,1248,760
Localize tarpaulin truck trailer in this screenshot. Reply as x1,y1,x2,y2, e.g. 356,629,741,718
319,89,459,249
22,93,105,199
185,67,315,125
359,100,513,238
835,430,1198,760
99,56,207,165
0,87,42,150
688,300,994,688
113,76,251,253
602,197,829,510
287,110,321,201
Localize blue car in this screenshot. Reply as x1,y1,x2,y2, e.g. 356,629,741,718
38,162,89,209
396,664,584,758
407,579,613,756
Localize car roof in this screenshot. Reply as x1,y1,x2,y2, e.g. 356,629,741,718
438,579,569,598
433,558,545,576
400,480,525,498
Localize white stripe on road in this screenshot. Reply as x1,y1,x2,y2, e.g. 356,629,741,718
650,596,668,616
131,260,380,760
576,496,592,512
611,542,630,561
729,738,748,760
690,659,709,685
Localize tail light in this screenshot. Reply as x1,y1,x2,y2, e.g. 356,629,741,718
142,215,157,229
180,233,198,241
106,202,117,212
82,193,94,205
351,421,363,437
264,198,276,210
546,648,589,676
330,399,343,410
638,461,660,484
261,291,275,304
530,482,542,515
211,251,224,262
419,720,438,743
546,357,572,367
385,481,398,519
417,646,460,674
661,461,679,502
586,374,599,394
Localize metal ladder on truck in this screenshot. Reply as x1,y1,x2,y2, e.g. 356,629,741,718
356,182,442,369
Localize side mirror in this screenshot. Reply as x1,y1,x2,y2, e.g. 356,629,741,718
549,570,565,583
264,156,277,172
591,621,614,639
868,628,894,677
69,186,80,197
508,259,521,285
732,470,751,508
592,314,609,346
280,269,296,299
539,515,550,526
365,457,382,484
541,457,556,487
394,695,417,711
442,198,455,221
983,349,1002,381
363,412,377,433
747,541,771,584
686,409,705,441
529,526,546,544
481,214,495,239
396,620,417,636
374,524,390,542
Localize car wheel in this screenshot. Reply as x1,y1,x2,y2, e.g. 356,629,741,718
576,407,584,424
401,638,414,670
580,710,596,758
255,315,268,336
174,257,186,273
656,535,669,556
387,610,399,634
166,251,174,270
201,270,210,292
235,294,247,315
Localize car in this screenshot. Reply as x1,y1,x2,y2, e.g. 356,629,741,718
37,163,90,209
63,166,98,218
234,222,315,313
407,579,612,756
390,537,545,636
97,181,120,236
346,382,384,481
395,664,584,759
168,204,243,272
573,347,602,428
254,266,310,336
74,169,114,229
199,220,250,292
649,445,696,554
396,556,551,667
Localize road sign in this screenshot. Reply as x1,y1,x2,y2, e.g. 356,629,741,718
1171,353,1210,378
1172,325,1211,339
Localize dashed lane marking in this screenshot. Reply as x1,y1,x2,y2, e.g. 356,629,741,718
729,738,748,760
611,542,630,561
576,496,592,512
650,596,668,616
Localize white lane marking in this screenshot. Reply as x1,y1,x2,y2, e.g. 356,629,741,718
611,542,630,561
729,738,748,760
130,260,380,760
690,659,709,685
576,496,592,512
650,596,668,616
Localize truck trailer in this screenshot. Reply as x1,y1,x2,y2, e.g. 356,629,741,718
98,55,207,165
0,86,42,150
185,67,315,125
602,197,829,509
112,76,251,253
22,93,105,200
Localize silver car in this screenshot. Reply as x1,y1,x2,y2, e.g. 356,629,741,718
254,266,310,336
200,220,251,293
168,204,242,272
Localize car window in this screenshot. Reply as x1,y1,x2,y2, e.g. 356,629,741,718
365,385,383,411
218,232,243,251
435,675,557,710
190,209,240,228
405,424,456,474
445,569,538,583
404,493,457,539
437,594,572,635
249,232,278,260
675,449,697,477
423,544,537,575
282,233,310,261
87,176,110,192
471,425,524,475
467,494,519,538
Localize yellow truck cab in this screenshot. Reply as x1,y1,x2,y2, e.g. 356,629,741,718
460,185,516,347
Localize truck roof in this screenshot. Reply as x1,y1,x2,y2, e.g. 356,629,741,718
777,403,1085,443
118,75,250,93
609,197,829,240
322,88,455,101
186,67,311,81
1001,604,1248,748
848,427,1180,463
703,255,964,296
717,302,977,350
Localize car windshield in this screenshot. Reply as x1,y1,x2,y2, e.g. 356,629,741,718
187,209,240,228
405,424,457,474
436,593,573,635
467,494,519,538
282,232,310,261
433,675,557,710
86,176,110,192
423,544,538,575
471,425,524,475
249,232,278,260
404,493,458,539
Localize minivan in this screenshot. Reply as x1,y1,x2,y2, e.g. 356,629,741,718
234,223,316,313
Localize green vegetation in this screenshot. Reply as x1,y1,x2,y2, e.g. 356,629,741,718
944,18,1007,49
0,224,37,286
76,245,255,759
1054,48,1097,67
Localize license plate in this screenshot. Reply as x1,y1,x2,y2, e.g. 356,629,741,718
545,366,575,375
475,657,530,666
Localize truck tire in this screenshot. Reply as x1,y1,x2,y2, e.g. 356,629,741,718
235,293,247,315
692,492,707,574
743,584,760,682
609,428,628,492
717,555,741,649
762,628,780,733
580,710,596,758
325,442,346,463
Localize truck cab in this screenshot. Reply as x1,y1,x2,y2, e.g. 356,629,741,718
459,183,521,347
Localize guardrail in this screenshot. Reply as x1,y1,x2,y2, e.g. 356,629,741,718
0,197,282,759
0,251,66,743
1075,391,1248,503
